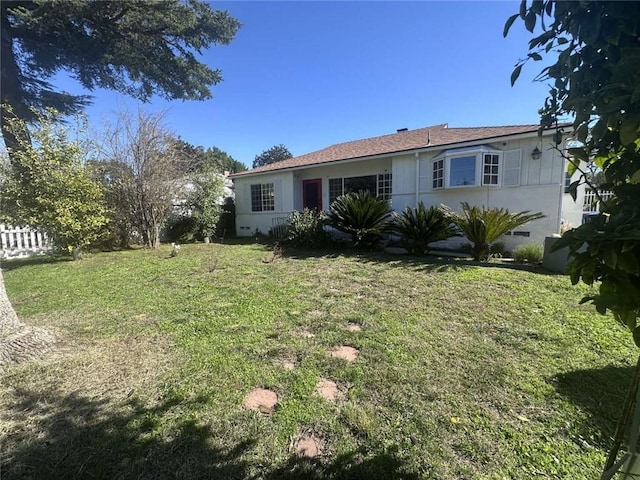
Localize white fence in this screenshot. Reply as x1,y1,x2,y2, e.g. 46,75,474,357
583,188,614,213
0,224,53,259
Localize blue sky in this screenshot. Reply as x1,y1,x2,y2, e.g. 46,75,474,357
54,1,552,168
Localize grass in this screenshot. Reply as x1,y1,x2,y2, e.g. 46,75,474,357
0,241,636,479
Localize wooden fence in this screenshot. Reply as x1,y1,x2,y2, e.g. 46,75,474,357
0,224,53,259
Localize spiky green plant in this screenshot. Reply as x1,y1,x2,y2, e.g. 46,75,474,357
447,202,545,261
392,202,458,255
326,191,392,249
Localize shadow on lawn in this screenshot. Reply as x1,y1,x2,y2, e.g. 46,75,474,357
2,387,255,480
281,246,557,276
554,363,634,449
262,450,420,480
3,387,418,480
0,254,71,272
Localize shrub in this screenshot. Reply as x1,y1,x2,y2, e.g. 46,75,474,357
164,214,199,243
217,197,235,238
490,241,507,257
513,243,544,264
281,209,329,248
326,191,392,249
446,202,545,261
392,202,458,254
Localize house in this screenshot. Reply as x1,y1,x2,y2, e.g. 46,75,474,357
231,123,584,250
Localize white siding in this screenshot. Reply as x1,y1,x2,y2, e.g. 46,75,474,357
234,171,294,236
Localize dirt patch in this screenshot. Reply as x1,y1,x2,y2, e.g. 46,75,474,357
243,388,278,414
293,327,315,339
274,357,296,370
330,345,359,362
315,378,338,402
306,310,325,320
345,322,362,332
294,430,325,458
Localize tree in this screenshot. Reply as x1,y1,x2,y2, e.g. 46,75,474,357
1,109,108,259
506,2,640,477
89,159,137,249
206,146,247,174
101,109,182,249
189,166,226,241
173,139,246,174
1,0,240,158
252,144,293,169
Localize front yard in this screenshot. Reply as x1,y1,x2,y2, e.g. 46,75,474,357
0,242,635,479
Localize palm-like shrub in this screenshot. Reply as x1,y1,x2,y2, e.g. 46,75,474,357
447,202,545,261
392,202,458,254
326,191,392,248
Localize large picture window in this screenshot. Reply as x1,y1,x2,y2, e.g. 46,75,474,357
251,183,274,212
328,173,392,205
449,156,476,187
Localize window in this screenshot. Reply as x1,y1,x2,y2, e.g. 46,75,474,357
329,178,343,205
251,183,274,212
483,154,500,185
433,158,444,189
449,155,476,186
564,171,572,193
344,175,377,195
328,173,392,205
433,146,506,188
378,173,392,201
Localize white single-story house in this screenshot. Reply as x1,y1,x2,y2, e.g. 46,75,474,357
231,123,585,250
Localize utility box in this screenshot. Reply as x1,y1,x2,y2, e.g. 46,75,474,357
543,235,570,273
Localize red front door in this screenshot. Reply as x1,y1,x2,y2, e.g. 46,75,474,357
303,179,322,211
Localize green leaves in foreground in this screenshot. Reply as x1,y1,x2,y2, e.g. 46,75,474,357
553,186,640,346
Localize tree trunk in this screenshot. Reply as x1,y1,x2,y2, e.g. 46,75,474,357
0,268,56,367
1,4,31,162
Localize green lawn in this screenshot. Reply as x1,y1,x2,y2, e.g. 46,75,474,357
0,242,635,479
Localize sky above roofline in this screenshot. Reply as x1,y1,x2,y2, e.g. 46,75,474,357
23,1,560,168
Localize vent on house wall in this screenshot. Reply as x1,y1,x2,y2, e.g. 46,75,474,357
512,231,531,237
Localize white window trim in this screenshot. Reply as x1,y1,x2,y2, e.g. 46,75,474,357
435,146,503,189
250,182,275,212
432,158,444,190
482,153,501,187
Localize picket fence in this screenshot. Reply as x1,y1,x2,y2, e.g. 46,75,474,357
0,224,53,259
